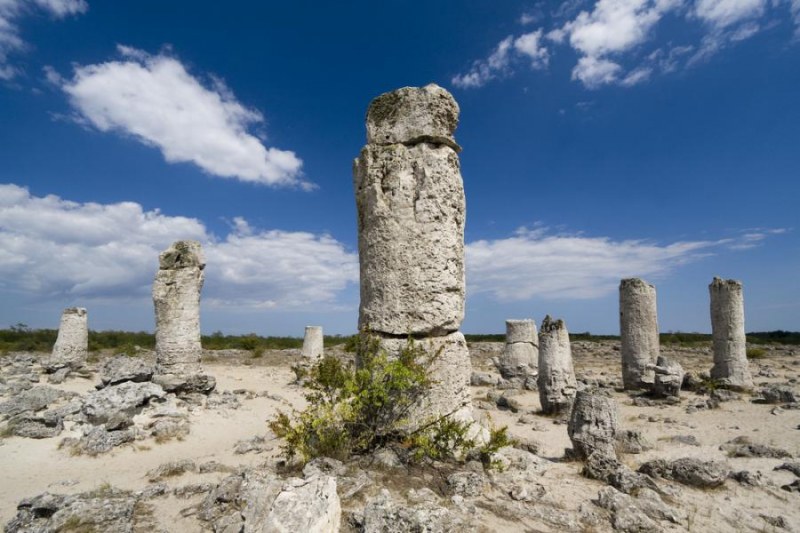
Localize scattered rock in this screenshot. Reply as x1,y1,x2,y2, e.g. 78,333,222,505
568,390,618,460
0,386,74,418
583,452,658,494
146,459,197,481
774,462,800,477
595,486,684,532
638,458,728,488
8,413,63,438
759,385,798,404
99,356,154,388
614,429,652,455
720,436,792,458
362,489,472,533
470,371,500,387
234,435,269,455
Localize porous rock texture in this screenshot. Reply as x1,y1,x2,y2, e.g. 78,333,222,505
498,319,538,382
302,326,324,360
537,316,577,415
354,84,475,430
619,278,659,389
709,277,753,390
649,355,685,398
152,240,215,393
50,307,88,369
568,390,619,460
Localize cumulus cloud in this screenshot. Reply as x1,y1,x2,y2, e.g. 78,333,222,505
464,225,777,302
0,184,357,309
452,30,548,88
0,0,86,80
694,0,766,29
54,46,308,188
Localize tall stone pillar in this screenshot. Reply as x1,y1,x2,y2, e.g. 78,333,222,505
302,326,324,360
709,277,753,390
51,307,88,368
619,278,659,390
497,319,538,388
354,84,473,426
537,315,577,415
152,240,215,394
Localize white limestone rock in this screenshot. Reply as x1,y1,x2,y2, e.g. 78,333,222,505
51,307,88,369
302,326,324,360
264,476,341,533
366,84,460,150
568,390,619,460
153,240,205,376
354,142,465,335
709,277,753,390
537,316,577,415
619,278,659,389
498,319,538,381
376,332,472,428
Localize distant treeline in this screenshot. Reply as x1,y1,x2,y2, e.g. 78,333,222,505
1,324,798,354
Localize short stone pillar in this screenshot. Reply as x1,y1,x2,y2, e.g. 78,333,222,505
537,315,577,415
497,319,538,387
619,278,659,390
51,307,88,368
302,326,324,360
152,240,214,394
354,84,474,428
568,390,618,460
648,356,684,398
709,277,753,390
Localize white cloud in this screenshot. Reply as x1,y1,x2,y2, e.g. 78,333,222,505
465,225,773,302
56,46,308,188
0,184,357,309
621,65,653,85
0,0,86,80
452,31,549,89
571,56,623,87
694,0,766,28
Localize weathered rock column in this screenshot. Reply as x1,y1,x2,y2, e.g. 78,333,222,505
354,84,473,426
51,307,88,368
497,319,538,388
537,315,578,415
152,240,215,394
568,390,618,460
619,278,659,390
302,326,324,360
709,277,753,390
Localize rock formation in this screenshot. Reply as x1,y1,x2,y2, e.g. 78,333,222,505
353,84,473,426
497,319,538,388
619,278,659,389
152,240,215,394
648,356,684,398
537,315,577,415
50,307,88,369
709,277,753,390
302,326,324,360
568,390,618,460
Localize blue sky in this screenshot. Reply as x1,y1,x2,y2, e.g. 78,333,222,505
0,0,797,335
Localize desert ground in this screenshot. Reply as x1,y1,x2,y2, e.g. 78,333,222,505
1,340,798,532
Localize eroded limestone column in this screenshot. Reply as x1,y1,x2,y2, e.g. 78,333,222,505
568,390,618,460
51,307,88,368
497,319,538,386
537,315,578,415
153,240,214,393
354,84,473,425
302,326,324,360
709,277,753,390
619,278,659,390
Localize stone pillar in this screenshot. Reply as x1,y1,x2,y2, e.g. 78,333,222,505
619,278,659,390
497,319,538,387
51,307,88,368
568,390,618,460
709,277,753,390
353,84,473,426
152,240,214,394
537,315,578,415
302,326,324,360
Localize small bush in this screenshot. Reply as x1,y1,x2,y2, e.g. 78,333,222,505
746,347,766,359
270,329,490,466
479,423,515,470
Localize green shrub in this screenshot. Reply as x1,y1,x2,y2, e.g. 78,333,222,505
746,347,766,359
270,329,489,466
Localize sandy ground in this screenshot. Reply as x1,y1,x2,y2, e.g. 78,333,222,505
1,342,799,532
